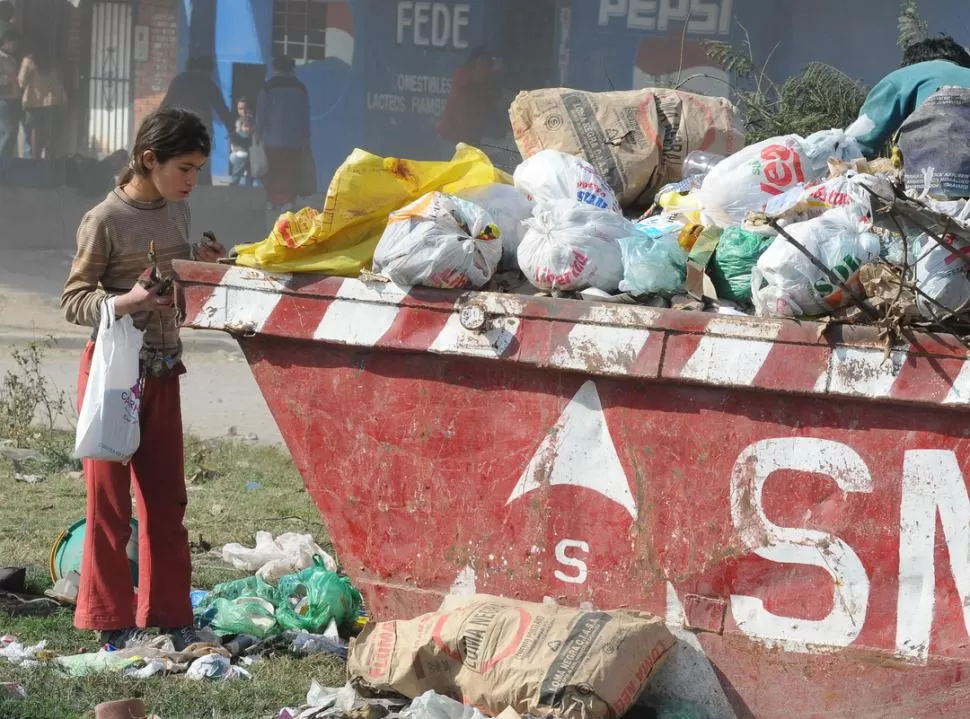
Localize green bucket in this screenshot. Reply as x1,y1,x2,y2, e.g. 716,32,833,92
49,517,139,586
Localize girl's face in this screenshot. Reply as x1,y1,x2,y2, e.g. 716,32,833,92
143,150,208,201
237,101,249,116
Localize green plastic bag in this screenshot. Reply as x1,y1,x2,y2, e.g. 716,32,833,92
198,575,280,609
195,575,283,638
711,227,774,303
207,597,279,638
275,556,363,633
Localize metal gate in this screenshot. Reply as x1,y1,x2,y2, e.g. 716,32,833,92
85,1,134,156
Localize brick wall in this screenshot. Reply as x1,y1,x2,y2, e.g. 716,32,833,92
133,0,180,132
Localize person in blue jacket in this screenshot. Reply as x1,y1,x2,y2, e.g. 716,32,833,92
848,36,970,158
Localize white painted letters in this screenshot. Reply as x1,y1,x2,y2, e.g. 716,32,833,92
896,451,970,662
730,438,872,651
598,0,732,35
397,2,470,48
554,539,590,585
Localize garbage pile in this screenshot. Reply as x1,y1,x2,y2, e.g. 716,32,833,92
229,85,970,342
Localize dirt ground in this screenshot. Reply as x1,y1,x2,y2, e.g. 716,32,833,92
0,278,282,445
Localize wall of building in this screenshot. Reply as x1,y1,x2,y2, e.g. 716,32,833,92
133,0,181,132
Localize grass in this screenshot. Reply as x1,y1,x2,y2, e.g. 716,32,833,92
0,432,346,719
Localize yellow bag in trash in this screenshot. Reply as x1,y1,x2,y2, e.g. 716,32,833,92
234,144,512,275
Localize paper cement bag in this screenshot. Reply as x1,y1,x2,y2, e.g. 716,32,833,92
510,88,744,209
348,594,674,719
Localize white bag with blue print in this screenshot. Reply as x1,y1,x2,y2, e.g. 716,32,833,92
74,297,145,464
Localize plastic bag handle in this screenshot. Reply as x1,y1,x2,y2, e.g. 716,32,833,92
311,554,326,569
99,296,118,332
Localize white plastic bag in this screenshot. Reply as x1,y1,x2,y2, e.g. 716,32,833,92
74,297,144,463
699,130,863,227
457,184,534,270
618,217,688,295
518,201,632,292
514,150,622,214
250,141,269,178
404,691,490,719
373,192,502,289
915,239,970,320
221,531,337,583
751,206,881,318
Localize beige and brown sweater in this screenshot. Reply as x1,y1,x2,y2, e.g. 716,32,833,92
61,188,192,376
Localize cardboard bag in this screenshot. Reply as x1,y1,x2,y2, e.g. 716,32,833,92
510,88,744,209
348,594,675,719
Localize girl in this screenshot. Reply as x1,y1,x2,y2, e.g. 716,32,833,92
61,107,226,651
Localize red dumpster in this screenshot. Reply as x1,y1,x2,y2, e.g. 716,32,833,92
176,259,970,718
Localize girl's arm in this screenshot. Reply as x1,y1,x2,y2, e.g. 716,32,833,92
61,214,170,325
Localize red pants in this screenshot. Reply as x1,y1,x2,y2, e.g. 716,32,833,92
74,342,193,630
263,146,303,207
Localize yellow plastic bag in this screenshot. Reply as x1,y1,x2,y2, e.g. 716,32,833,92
235,144,512,275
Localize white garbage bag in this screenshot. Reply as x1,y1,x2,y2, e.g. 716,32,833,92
373,192,502,289
74,297,144,464
915,234,970,321
456,184,534,270
752,206,881,318
699,130,864,227
222,531,337,583
518,201,632,292
513,150,622,214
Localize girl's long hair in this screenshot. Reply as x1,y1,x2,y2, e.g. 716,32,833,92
119,107,211,186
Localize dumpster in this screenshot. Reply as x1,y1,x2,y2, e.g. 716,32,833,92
176,259,970,717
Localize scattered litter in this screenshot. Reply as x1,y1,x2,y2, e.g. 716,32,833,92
222,531,337,582
46,571,80,605
402,691,489,719
14,473,44,484
244,481,262,492
0,637,47,667
349,594,674,719
290,630,348,660
185,654,252,681
195,557,361,638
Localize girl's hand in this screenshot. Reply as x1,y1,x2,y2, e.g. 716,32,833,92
115,282,173,316
194,239,227,263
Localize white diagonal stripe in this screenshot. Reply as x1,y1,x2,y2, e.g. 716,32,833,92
680,336,776,386
815,346,907,398
549,324,650,376
314,279,409,346
192,266,287,334
944,361,970,405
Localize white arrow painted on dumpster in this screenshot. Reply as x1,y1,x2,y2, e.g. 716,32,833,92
506,381,637,519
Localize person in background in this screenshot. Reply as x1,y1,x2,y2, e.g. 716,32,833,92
230,96,254,186
161,56,234,185
255,55,311,214
848,35,970,158
0,0,21,158
61,107,227,651
19,38,67,159
437,46,503,151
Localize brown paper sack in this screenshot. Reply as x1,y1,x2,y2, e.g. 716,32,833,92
510,88,744,209
348,594,675,719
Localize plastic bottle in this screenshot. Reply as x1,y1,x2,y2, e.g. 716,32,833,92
683,150,726,178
